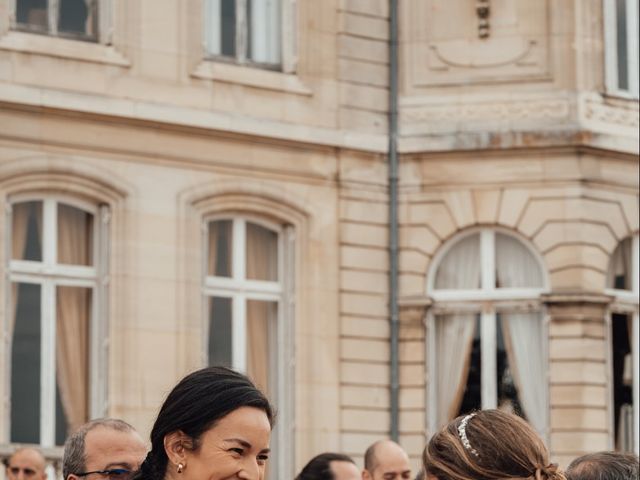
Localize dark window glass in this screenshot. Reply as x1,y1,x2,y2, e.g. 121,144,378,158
616,0,629,91
221,0,236,57
59,0,96,37
208,220,233,277
12,201,43,262
612,313,634,451
458,316,482,415
16,0,49,31
10,282,42,444
208,296,233,367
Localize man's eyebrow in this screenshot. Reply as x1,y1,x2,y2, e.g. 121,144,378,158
104,462,133,470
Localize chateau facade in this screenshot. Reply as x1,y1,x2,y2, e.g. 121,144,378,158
0,1,638,477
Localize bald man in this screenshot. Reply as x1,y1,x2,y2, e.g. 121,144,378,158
4,447,47,480
362,440,411,480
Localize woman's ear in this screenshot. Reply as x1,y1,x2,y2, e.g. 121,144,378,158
164,431,191,467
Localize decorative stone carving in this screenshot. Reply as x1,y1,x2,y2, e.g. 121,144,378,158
407,0,551,87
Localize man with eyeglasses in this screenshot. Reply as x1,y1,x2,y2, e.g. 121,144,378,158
63,418,147,480
4,447,47,480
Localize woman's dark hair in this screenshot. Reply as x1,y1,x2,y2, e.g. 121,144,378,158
295,452,356,480
132,366,274,480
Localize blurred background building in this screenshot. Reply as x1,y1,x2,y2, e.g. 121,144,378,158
0,0,638,478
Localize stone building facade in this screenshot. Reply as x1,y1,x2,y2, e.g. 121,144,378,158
0,0,638,478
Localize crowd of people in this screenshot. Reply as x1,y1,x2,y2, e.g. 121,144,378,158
3,366,639,480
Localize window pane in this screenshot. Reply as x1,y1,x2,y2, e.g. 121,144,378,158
208,296,233,367
616,0,629,91
58,0,97,37
246,222,278,281
612,313,634,451
456,315,482,416
16,0,49,31
208,220,233,277
10,282,42,444
434,234,480,289
58,203,94,266
496,315,526,418
248,0,281,64
221,0,236,56
607,238,632,290
247,300,277,396
56,286,91,445
495,233,544,288
12,201,43,261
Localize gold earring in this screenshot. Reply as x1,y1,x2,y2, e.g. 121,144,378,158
177,463,184,474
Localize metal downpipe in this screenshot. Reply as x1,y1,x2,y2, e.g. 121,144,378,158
388,0,400,442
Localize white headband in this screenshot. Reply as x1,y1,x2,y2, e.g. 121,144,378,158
457,413,479,457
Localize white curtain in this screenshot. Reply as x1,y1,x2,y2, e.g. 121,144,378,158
434,233,480,289
246,223,278,395
250,0,281,64
495,233,546,433
436,314,476,425
56,205,92,433
434,234,481,424
495,233,543,288
501,312,546,434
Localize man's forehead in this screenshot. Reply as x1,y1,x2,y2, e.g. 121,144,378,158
9,449,46,469
84,426,146,462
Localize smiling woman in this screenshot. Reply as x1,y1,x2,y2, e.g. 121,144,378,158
131,366,274,480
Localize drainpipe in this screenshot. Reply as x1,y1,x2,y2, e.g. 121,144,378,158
388,0,400,443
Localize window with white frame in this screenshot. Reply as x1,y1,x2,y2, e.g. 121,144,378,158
12,0,100,41
606,235,639,455
204,216,294,478
4,197,108,448
426,229,548,437
203,0,297,70
604,0,639,97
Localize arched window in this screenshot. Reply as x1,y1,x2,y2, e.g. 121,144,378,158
606,235,639,454
6,196,108,448
204,215,294,478
426,229,548,437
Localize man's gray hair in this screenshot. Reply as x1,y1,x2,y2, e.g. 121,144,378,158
62,418,136,479
566,451,639,480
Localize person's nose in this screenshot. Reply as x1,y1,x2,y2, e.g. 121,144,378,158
237,458,262,480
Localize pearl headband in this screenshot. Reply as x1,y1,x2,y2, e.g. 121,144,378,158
457,413,479,457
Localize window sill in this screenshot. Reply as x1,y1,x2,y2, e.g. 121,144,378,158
191,61,312,96
0,31,130,67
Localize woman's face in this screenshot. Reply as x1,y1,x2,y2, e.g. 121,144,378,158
182,406,272,480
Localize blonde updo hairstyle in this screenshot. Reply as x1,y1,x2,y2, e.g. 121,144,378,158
423,409,566,480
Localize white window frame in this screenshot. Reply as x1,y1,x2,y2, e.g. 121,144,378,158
603,0,640,98
605,234,640,455
8,0,114,44
202,0,297,72
426,228,550,439
202,215,295,479
2,195,109,448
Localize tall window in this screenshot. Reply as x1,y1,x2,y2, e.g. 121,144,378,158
606,235,639,454
204,216,293,477
427,229,548,437
604,0,639,97
13,0,98,40
6,197,107,447
203,0,294,69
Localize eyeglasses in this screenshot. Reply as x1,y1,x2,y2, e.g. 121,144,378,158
74,469,133,479
7,466,38,477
